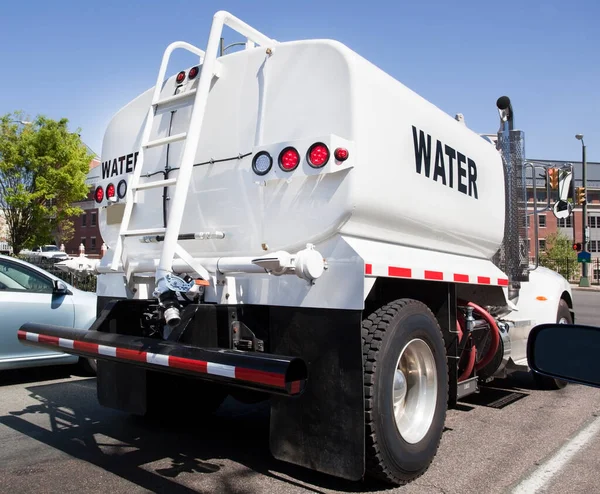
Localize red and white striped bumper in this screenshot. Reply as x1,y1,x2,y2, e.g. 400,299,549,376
18,324,307,396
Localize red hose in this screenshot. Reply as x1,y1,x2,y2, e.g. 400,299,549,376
467,301,500,371
459,345,477,382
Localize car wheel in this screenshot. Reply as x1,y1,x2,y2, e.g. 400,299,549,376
363,299,448,485
532,299,571,390
79,357,97,375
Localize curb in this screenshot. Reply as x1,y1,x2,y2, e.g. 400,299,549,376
570,285,600,292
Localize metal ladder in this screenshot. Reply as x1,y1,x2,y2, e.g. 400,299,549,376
111,11,277,291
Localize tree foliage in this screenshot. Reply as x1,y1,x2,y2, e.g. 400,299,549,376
0,112,93,254
539,230,579,280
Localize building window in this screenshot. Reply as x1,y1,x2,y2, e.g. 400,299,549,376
91,237,97,250
558,216,572,228
539,239,546,251
590,217,597,228
82,213,87,227
539,215,546,228
91,211,97,227
80,238,86,249
590,240,598,253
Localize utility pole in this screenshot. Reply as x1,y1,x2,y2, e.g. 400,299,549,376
576,134,590,287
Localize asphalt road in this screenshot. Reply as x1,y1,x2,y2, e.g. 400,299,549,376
0,290,598,494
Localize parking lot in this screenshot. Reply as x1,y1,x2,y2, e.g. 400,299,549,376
0,289,598,494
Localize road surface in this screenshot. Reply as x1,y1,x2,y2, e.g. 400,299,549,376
0,290,598,494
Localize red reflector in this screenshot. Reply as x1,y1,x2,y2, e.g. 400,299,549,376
188,66,199,79
176,71,186,84
278,147,300,171
106,183,116,199
307,143,330,168
94,186,104,203
334,147,349,161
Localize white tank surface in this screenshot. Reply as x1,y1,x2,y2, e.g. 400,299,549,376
97,39,505,264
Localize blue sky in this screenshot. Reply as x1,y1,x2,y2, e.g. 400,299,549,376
1,0,598,161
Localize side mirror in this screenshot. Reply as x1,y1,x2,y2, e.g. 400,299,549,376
552,199,573,219
53,280,70,296
527,323,600,388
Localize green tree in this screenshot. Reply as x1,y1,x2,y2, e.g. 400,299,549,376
0,113,92,254
539,231,579,280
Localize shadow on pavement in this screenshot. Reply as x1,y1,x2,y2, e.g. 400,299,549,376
0,378,389,494
0,365,82,387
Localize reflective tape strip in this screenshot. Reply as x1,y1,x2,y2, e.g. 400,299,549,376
98,345,117,357
59,338,74,349
146,352,169,367
17,331,288,389
207,362,236,379
366,264,509,287
25,332,39,342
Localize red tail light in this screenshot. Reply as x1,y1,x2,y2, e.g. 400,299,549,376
278,147,300,171
176,71,186,84
188,66,199,79
334,147,349,162
307,143,330,168
106,183,116,199
94,186,104,203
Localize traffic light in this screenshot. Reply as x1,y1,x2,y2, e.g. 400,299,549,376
548,168,559,190
573,242,582,252
576,187,586,205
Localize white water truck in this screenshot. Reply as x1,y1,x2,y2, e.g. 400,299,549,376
19,11,573,485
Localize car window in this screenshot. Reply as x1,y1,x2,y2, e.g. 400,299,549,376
0,260,54,293
42,246,59,252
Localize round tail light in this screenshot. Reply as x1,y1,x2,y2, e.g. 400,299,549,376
106,183,116,199
94,186,104,203
307,143,330,168
278,147,300,171
334,148,349,162
176,71,186,84
117,179,127,199
252,151,273,176
188,66,199,79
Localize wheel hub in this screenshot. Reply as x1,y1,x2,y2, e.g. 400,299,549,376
392,338,438,444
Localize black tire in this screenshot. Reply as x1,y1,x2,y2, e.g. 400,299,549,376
363,299,448,485
532,299,572,390
79,357,97,375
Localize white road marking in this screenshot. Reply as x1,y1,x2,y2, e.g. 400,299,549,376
513,414,600,494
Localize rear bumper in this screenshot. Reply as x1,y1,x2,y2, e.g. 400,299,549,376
18,324,307,396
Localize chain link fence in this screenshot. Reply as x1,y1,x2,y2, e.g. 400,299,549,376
25,259,97,293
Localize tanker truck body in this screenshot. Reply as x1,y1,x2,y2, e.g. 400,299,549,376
19,11,573,486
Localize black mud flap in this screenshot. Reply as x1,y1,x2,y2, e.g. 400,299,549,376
97,360,148,415
269,307,365,481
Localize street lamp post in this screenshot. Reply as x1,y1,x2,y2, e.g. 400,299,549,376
576,134,590,287
219,37,248,56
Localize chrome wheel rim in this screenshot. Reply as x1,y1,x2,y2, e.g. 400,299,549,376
392,338,437,444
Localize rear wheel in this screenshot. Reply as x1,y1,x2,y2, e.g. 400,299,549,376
363,299,448,485
532,299,571,390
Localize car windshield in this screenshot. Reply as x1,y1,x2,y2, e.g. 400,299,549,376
41,246,59,252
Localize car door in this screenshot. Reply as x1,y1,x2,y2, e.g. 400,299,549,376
0,259,75,362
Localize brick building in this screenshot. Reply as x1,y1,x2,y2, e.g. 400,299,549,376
64,155,103,257
525,159,600,259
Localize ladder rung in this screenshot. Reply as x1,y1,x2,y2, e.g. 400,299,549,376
144,132,187,149
122,227,167,237
135,178,178,191
153,89,197,107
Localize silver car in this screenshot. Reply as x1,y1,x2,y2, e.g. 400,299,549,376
0,255,96,371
